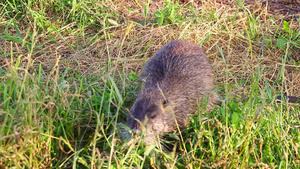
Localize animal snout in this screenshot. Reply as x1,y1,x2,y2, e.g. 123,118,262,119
131,121,142,134
132,127,142,134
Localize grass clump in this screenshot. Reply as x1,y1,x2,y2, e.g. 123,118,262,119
1,0,299,168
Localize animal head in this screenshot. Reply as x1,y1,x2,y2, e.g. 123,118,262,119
127,86,178,144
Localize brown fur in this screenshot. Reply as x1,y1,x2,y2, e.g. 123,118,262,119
127,40,220,143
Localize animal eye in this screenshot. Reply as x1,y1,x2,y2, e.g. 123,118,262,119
162,99,168,107
148,114,157,119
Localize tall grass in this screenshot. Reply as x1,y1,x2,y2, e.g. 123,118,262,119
0,0,299,168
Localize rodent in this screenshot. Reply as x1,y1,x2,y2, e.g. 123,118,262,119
126,40,221,143
125,40,300,144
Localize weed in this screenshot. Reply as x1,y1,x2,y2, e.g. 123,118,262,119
0,0,299,168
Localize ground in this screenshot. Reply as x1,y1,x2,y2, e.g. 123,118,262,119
0,0,299,168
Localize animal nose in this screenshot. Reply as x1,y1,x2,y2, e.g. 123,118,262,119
133,128,141,134
133,125,141,134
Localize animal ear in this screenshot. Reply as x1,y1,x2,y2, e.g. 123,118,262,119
162,99,169,107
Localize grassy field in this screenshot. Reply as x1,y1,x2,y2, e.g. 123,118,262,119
0,0,300,168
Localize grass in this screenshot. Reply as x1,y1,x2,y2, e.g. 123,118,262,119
0,0,299,168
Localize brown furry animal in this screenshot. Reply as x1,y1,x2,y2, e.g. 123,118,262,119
127,40,220,143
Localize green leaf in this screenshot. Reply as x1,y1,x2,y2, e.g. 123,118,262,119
155,11,164,25
144,144,156,156
168,133,180,140
276,38,287,49
231,112,239,126
283,20,290,33
129,70,138,81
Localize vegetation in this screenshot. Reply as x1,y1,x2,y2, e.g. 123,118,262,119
0,0,299,168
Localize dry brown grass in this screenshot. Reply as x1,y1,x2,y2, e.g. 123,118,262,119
1,1,299,100
1,1,299,168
